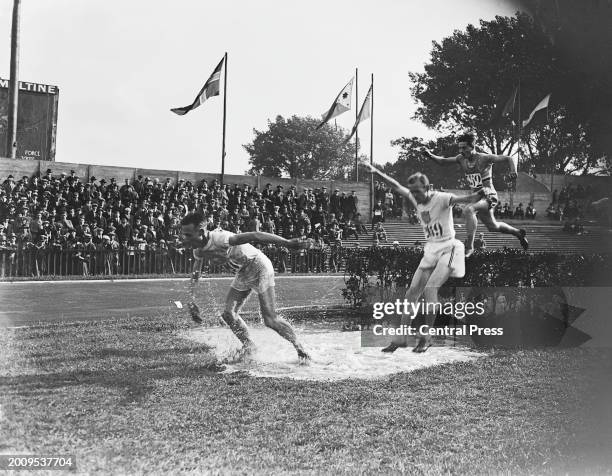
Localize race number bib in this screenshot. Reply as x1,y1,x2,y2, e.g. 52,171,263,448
420,212,444,239
465,173,483,189
424,222,443,239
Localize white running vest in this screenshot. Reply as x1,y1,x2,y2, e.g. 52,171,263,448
416,191,455,242
456,153,494,191
194,230,263,272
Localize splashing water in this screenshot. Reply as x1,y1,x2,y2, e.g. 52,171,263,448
185,325,484,382
175,276,483,381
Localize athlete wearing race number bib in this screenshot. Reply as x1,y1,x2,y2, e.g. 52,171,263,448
360,163,479,353
416,191,464,279
456,153,498,208
422,132,528,257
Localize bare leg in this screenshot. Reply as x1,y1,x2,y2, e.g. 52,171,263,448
463,203,480,257
382,266,432,352
258,286,310,360
222,287,254,349
478,207,528,250
413,261,454,353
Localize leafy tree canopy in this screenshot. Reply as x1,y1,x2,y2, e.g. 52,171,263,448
244,115,365,181
409,12,609,175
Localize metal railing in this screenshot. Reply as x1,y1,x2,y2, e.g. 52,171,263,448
0,247,347,279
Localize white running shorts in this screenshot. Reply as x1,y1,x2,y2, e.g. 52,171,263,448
418,238,465,278
231,255,276,294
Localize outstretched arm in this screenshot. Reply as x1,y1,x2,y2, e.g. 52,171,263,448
421,147,458,166
229,231,311,249
361,162,417,209
449,190,485,206
487,153,517,177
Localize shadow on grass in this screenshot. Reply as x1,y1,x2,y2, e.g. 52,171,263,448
95,346,214,359
0,360,228,403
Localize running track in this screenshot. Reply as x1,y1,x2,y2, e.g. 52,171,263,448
0,276,347,327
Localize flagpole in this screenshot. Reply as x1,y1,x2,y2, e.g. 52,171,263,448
517,78,521,172
355,67,359,182
370,74,374,215
221,52,228,185
6,0,21,159
548,105,553,193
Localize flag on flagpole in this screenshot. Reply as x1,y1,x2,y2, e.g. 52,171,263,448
522,94,551,128
346,84,372,143
171,57,225,116
316,78,354,129
488,86,518,127
502,86,519,118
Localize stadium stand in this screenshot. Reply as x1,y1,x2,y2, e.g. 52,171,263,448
342,222,612,254
0,167,372,277
0,162,610,278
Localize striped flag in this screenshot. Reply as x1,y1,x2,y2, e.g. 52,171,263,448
522,94,551,128
316,78,354,130
346,84,372,143
171,57,225,116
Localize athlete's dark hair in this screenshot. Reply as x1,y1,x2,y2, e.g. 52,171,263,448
406,172,430,188
456,132,475,146
181,212,205,228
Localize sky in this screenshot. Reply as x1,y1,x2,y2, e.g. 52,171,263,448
0,0,518,175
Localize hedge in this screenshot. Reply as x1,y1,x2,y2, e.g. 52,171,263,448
342,247,612,308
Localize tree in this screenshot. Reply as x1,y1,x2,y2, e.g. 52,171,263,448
244,115,363,180
409,12,607,175
514,0,612,172
383,137,462,190
522,110,598,175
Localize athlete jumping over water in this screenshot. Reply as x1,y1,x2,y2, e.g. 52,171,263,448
181,212,312,361
422,132,528,257
362,161,484,353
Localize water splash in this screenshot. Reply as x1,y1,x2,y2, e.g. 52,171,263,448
185,325,484,382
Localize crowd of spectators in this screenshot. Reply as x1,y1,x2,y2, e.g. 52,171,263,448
548,182,612,232
3,168,610,277
552,184,594,206
547,199,586,234
493,202,536,220
0,169,376,276
546,185,586,222
373,181,404,220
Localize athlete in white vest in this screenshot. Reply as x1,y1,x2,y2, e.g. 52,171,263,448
422,132,528,257
362,162,483,352
180,212,312,360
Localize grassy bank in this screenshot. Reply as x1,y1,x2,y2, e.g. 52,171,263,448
1,314,610,474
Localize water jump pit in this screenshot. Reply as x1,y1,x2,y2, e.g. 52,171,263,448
183,320,484,382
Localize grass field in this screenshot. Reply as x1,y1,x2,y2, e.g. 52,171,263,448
1,310,611,475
